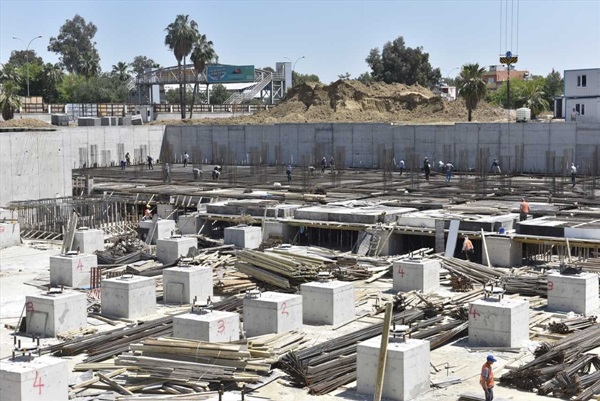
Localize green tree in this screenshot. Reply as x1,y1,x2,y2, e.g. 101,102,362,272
210,84,229,104
131,55,160,76
262,66,275,73
16,62,44,96
164,14,200,119
357,72,374,84
457,63,487,122
57,73,85,102
79,52,100,79
292,71,320,87
48,14,100,75
189,34,216,117
8,50,43,67
0,81,22,120
366,36,441,88
521,81,549,118
41,63,64,103
488,78,531,109
0,63,22,85
544,69,563,107
338,72,351,80
112,62,131,81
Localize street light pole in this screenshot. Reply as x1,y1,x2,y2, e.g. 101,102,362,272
12,35,43,98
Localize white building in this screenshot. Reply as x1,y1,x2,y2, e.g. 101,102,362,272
555,68,600,122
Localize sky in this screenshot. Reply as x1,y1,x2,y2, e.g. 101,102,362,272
1,0,599,83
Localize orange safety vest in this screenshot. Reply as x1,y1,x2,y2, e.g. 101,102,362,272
520,201,530,214
464,239,473,251
480,363,494,387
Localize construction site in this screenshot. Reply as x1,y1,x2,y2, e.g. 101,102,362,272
1,79,600,401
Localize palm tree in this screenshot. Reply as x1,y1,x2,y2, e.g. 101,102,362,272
44,63,64,84
164,14,200,119
521,82,549,119
189,34,216,118
457,63,487,122
0,81,22,120
79,52,100,79
0,63,22,84
112,62,131,81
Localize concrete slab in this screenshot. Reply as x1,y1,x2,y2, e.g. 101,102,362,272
547,272,599,315
301,281,354,325
101,276,156,319
25,291,87,337
0,355,69,401
243,292,302,337
468,298,529,347
173,311,239,342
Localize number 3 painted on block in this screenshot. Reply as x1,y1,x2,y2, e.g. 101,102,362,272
217,319,225,333
548,281,554,291
281,302,289,316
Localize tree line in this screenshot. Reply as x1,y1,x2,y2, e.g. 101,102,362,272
1,14,564,121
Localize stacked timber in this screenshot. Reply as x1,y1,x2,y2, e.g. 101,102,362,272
247,330,310,363
548,316,597,334
437,256,506,284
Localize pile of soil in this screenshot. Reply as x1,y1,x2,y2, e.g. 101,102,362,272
159,79,508,125
0,118,53,128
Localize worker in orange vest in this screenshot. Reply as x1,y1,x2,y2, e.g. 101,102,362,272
462,235,474,261
519,198,530,222
480,355,497,401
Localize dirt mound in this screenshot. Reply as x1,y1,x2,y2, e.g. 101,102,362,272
158,79,508,125
0,118,53,128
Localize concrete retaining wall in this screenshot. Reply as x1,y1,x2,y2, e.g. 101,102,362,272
164,122,600,173
0,125,165,206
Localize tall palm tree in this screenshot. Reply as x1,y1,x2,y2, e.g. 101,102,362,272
0,63,22,84
164,14,200,119
79,52,100,79
457,63,487,122
44,63,64,84
521,82,549,119
112,62,131,81
189,34,216,118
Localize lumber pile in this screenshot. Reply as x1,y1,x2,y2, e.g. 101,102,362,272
503,274,548,296
500,325,600,398
235,249,327,289
437,256,506,285
247,330,310,363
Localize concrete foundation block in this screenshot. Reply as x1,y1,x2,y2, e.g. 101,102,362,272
0,355,69,401
483,236,522,267
101,276,156,319
139,220,176,244
50,114,69,126
300,281,355,325
178,214,202,235
49,253,97,288
25,292,87,337
72,228,104,253
393,258,440,294
156,237,197,264
243,292,302,337
224,226,262,249
173,311,240,342
547,273,599,315
163,266,213,305
469,298,529,347
0,221,20,249
263,221,293,242
157,204,177,220
357,336,430,401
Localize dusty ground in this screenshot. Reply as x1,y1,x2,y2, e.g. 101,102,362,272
1,241,585,401
0,117,53,128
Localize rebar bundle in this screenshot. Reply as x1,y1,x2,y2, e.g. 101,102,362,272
548,316,597,334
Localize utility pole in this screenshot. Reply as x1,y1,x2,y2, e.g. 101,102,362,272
500,51,518,115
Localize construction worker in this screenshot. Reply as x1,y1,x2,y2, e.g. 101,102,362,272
183,152,189,167
329,156,335,172
163,163,172,183
321,157,327,173
445,162,454,182
147,155,153,170
423,158,431,181
519,198,530,222
490,158,501,174
462,235,474,261
286,164,292,182
570,163,577,187
480,355,496,401
212,165,221,180
193,167,202,180
142,205,152,221
438,160,445,171
125,152,131,166
398,159,405,176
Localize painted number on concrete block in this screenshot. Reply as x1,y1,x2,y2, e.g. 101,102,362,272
397,267,405,277
76,260,84,271
547,281,554,291
217,319,225,334
281,302,289,317
469,305,480,319
33,371,44,395
0,226,4,233
25,302,35,312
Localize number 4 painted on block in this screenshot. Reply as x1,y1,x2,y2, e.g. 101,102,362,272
469,304,480,319
33,371,44,395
